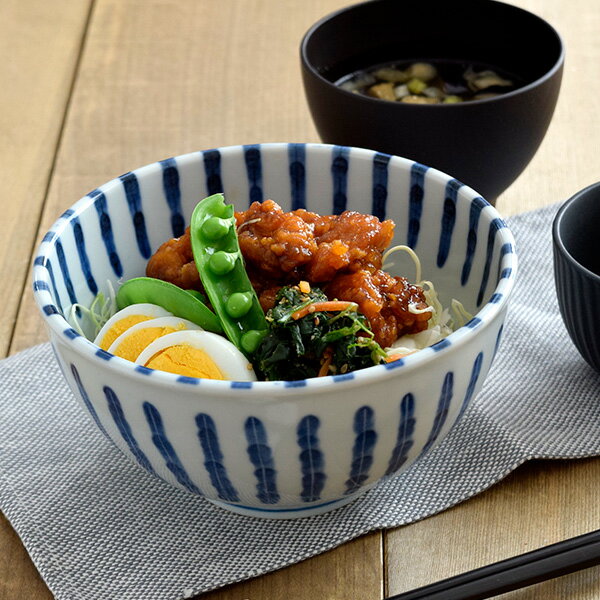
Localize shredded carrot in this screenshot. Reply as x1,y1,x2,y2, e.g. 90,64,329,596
298,280,311,294
385,353,408,363
318,348,333,377
291,301,357,321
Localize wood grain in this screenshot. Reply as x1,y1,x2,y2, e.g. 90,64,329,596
0,0,92,358
386,459,600,598
2,0,600,599
200,534,382,600
0,514,52,600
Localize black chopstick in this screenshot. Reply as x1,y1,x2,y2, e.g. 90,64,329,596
387,528,600,600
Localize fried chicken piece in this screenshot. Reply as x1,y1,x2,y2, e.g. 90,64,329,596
235,200,317,279
235,201,395,282
291,209,334,237
244,265,283,313
257,285,282,313
325,269,431,347
146,228,202,290
305,211,395,281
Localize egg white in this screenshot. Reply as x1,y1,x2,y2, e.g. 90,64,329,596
94,303,173,347
135,330,257,381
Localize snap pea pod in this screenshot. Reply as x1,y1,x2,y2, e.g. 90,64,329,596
190,193,267,356
116,276,222,333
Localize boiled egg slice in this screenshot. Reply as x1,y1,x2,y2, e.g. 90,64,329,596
135,330,257,381
107,316,202,362
94,303,173,350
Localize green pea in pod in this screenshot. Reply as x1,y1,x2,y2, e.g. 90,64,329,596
116,276,222,333
190,194,267,356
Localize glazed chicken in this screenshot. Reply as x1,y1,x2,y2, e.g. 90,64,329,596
146,200,431,346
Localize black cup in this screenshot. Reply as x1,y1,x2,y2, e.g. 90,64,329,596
553,183,600,373
301,0,564,205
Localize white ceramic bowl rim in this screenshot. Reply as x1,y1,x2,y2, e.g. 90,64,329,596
32,143,518,398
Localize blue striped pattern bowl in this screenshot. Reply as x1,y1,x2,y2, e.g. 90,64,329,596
33,143,517,518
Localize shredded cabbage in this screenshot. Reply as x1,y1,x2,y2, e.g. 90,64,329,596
382,245,472,358
67,281,117,339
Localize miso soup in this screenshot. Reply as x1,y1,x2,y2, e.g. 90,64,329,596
335,59,524,104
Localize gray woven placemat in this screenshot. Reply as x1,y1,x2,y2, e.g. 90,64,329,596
1,203,599,600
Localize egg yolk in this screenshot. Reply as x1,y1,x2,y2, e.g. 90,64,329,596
112,325,184,362
99,315,154,350
144,345,225,380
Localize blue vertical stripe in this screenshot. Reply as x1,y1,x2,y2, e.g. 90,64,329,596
92,189,123,277
143,401,202,494
119,171,151,259
500,242,514,257
33,280,50,292
63,327,81,339
477,218,506,306
36,256,64,314
244,144,263,205
195,413,239,502
498,242,514,283
385,393,415,476
437,179,462,267
465,317,482,329
332,145,349,214
461,196,487,285
493,325,504,361
245,416,279,504
384,356,405,370
297,415,326,502
288,143,306,210
457,353,483,421
203,149,224,196
408,162,428,249
431,338,451,352
55,240,77,306
104,386,155,475
422,372,453,455
96,348,113,361
71,216,98,295
160,158,185,237
43,304,59,315
345,406,377,495
371,152,390,220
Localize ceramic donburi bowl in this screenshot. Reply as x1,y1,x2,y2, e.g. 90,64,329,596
33,143,517,518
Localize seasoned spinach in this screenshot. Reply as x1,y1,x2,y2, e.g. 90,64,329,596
254,285,386,381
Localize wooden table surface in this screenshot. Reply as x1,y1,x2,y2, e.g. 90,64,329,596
2,0,600,598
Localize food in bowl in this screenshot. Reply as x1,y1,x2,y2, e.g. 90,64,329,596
69,194,471,381
336,60,521,104
32,143,517,518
